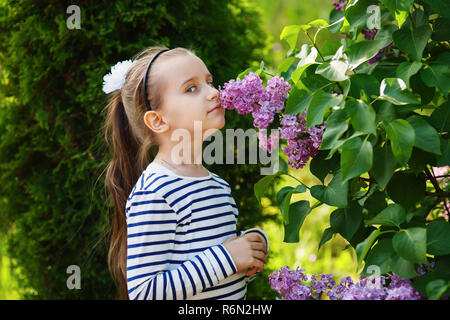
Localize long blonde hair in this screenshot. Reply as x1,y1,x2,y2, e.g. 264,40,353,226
101,45,196,299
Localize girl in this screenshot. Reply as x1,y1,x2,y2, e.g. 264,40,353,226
103,46,269,300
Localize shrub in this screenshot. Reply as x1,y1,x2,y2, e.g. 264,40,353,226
234,0,450,299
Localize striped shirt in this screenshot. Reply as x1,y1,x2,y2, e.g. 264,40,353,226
125,161,267,300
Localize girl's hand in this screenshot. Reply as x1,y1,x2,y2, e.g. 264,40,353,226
241,232,268,276
222,233,268,275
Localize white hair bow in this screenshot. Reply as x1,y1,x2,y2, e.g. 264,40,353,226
102,60,134,94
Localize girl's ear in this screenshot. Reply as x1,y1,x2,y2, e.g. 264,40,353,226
143,110,170,133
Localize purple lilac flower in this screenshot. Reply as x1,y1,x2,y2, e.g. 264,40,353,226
368,49,384,65
219,72,290,130
220,72,324,169
265,75,291,114
385,274,421,300
272,266,425,300
332,0,348,11
327,276,354,300
268,266,310,300
311,274,336,299
279,111,325,169
417,261,435,277
256,130,280,153
219,72,267,115
362,28,378,40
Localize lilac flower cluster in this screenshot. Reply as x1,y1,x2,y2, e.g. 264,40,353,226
219,72,290,130
280,112,325,169
332,0,348,11
219,72,326,169
268,265,431,300
327,274,421,300
362,28,378,41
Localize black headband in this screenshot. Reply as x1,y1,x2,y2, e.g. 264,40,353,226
142,49,170,111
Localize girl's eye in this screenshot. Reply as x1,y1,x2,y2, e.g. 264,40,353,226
186,81,214,93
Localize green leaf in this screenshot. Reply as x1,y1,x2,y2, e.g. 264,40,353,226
300,64,330,91
310,171,348,208
320,109,349,150
318,227,335,250
280,25,302,51
391,255,418,279
392,22,432,62
362,238,397,276
384,119,415,165
355,228,382,268
309,19,328,29
396,61,422,88
432,18,450,41
346,40,390,70
421,52,450,94
315,60,349,81
362,190,388,218
426,280,450,300
365,203,406,228
436,137,450,167
369,142,397,189
386,171,426,210
410,72,435,104
291,64,314,87
406,115,441,155
324,131,367,161
345,0,379,31
330,201,363,241
285,85,313,115
237,67,262,79
254,170,287,205
283,200,311,243
344,98,377,136
328,8,344,33
348,73,380,100
392,227,428,264
380,78,420,105
429,101,450,133
309,150,340,183
341,136,373,184
277,56,298,74
306,90,343,129
320,40,343,58
277,185,307,225
427,220,450,256
422,0,450,19
379,0,414,16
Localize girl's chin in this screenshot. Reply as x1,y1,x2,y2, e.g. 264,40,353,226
209,116,225,129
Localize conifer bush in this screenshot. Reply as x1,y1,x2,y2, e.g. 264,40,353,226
0,0,273,299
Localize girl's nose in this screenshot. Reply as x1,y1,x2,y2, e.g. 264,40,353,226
208,86,220,101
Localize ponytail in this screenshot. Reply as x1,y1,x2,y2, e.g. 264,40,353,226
103,90,141,300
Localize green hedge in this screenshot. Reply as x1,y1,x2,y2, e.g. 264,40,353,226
0,0,276,299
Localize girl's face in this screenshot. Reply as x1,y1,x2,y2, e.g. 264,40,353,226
154,54,225,138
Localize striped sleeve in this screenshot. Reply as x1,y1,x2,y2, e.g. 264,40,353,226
126,190,237,300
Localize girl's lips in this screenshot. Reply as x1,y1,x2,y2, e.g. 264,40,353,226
208,104,223,113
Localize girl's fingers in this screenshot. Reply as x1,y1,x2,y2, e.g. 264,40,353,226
252,250,267,263
251,258,265,272
245,267,258,276
243,232,266,244
250,242,267,255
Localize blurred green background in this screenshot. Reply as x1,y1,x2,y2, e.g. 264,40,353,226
0,0,358,300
